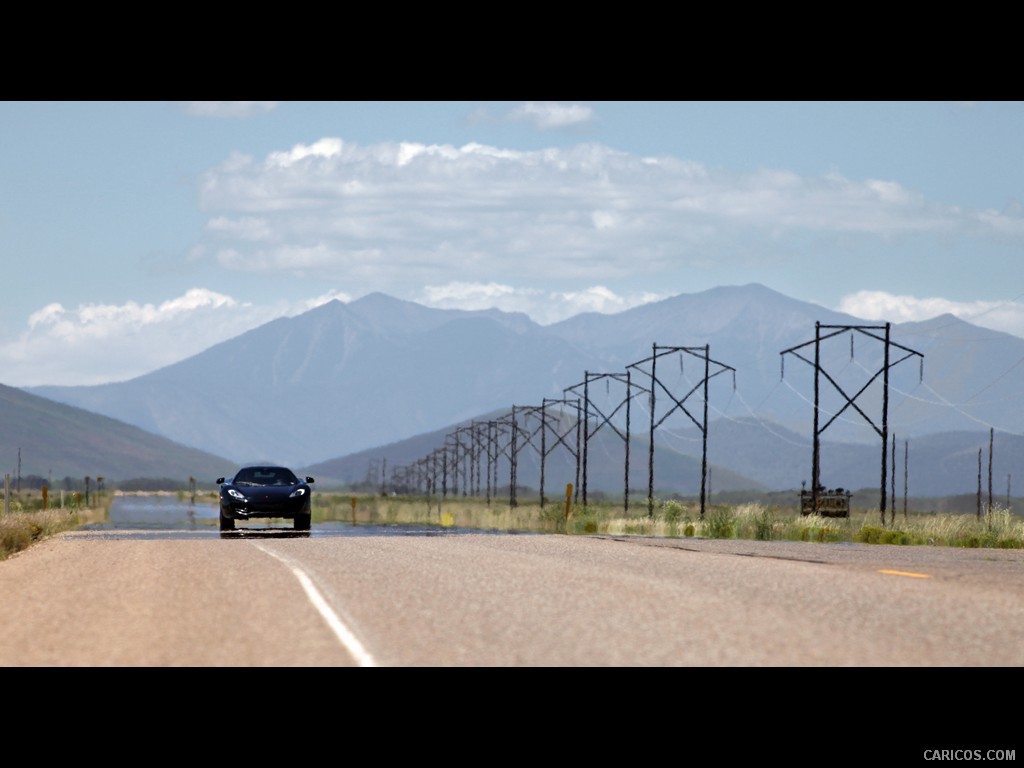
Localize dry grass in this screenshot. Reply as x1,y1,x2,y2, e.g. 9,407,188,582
3,490,1020,558
315,493,1024,549
0,493,112,561
0,509,81,560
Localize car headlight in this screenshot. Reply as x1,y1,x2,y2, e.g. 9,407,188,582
289,488,306,498
227,489,246,500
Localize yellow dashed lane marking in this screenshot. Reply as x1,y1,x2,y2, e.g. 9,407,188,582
878,569,930,578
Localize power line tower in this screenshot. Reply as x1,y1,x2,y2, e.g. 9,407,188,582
565,370,643,510
451,425,482,497
491,408,530,507
780,321,923,525
444,431,468,497
430,447,445,498
627,344,736,520
540,397,581,507
482,420,508,507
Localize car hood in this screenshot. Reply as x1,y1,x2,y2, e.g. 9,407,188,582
231,485,303,499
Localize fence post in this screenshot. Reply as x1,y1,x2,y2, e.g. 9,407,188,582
3,474,8,516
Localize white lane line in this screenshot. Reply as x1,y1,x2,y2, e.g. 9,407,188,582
255,543,377,668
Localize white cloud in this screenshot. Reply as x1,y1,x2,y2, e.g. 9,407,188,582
1,289,314,387
837,290,1024,338
507,102,596,130
27,289,238,337
267,138,344,167
417,282,665,325
298,290,352,311
179,101,279,118
673,169,938,234
420,281,521,306
973,206,1024,237
213,243,381,276
865,179,914,205
206,216,272,241
192,136,1024,301
0,280,659,387
554,286,664,318
9,282,1021,389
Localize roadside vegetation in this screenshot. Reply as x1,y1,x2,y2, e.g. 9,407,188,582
312,492,1024,549
0,488,112,561
3,487,1022,561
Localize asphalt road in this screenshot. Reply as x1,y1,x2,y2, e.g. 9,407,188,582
1,505,1023,667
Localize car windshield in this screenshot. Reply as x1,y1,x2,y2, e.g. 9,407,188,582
233,468,299,487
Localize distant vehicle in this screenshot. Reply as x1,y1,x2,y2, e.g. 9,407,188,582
216,466,314,532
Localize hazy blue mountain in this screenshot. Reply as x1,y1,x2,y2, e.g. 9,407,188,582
0,382,236,485
28,294,599,467
304,405,1022,503
303,408,766,499
661,415,1022,499
545,284,993,443
23,284,1024,497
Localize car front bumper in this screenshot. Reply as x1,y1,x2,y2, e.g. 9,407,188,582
220,499,309,521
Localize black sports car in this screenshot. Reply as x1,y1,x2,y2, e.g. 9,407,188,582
216,466,314,532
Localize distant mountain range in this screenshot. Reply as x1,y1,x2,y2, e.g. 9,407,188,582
0,383,236,486
303,412,1024,503
12,283,1024,498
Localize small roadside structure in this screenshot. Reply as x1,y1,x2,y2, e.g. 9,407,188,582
800,484,852,518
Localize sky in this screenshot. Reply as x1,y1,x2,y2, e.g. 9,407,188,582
1,100,1022,387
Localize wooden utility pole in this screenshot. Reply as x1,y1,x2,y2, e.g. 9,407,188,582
988,427,994,513
977,449,982,522
903,440,908,523
890,433,896,526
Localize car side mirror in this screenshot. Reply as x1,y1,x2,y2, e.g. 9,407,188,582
306,477,315,484
216,477,225,484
